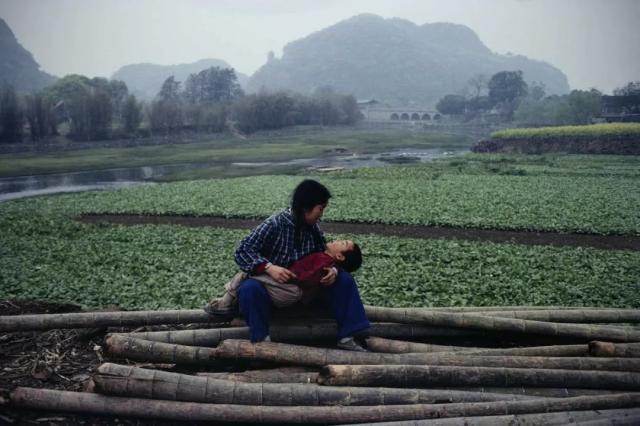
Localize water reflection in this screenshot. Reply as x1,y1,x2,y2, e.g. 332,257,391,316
0,148,466,202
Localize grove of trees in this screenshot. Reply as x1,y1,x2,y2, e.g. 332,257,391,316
435,71,636,126
0,66,363,144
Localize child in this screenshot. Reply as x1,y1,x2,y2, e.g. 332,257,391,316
289,240,362,304
206,240,362,316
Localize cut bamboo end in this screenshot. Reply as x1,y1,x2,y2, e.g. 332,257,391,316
590,341,640,357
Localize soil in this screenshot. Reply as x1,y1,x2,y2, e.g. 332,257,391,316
78,214,640,251
472,137,640,155
0,300,216,426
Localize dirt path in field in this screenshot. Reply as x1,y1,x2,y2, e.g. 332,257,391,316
78,214,640,251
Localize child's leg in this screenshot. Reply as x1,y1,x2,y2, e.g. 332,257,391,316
237,278,272,342
320,271,370,339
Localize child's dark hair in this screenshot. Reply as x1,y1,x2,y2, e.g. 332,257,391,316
338,243,362,273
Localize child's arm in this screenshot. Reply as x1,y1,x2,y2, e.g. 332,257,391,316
289,253,335,286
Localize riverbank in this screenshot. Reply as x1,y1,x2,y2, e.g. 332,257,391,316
0,128,471,178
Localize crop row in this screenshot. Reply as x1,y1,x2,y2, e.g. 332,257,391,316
70,169,640,235
491,123,640,140
1,200,638,310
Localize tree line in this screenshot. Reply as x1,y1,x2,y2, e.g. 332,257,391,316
0,67,362,144
436,71,639,126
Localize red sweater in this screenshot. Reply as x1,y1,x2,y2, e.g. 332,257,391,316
288,252,335,286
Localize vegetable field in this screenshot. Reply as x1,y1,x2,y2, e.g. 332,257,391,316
72,156,640,235
1,153,639,310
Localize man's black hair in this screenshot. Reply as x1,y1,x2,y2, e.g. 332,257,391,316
339,243,362,273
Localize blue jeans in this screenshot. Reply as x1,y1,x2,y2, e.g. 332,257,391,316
237,271,370,342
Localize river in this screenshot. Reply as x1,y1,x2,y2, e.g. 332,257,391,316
0,148,466,202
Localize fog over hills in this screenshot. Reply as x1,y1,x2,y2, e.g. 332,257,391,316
248,14,570,106
111,59,249,100
0,18,55,93
1,13,571,106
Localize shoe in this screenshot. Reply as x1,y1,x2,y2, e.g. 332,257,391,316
203,299,237,320
336,337,368,352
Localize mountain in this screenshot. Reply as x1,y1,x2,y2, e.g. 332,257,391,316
247,14,570,106
112,58,249,100
0,18,55,93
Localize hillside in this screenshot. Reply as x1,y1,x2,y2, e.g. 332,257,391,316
247,14,570,106
111,58,249,100
0,18,55,93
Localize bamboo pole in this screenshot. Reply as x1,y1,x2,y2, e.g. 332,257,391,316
105,334,219,366
95,363,533,405
344,408,640,426
9,387,640,424
213,339,640,372
475,309,640,323
365,337,589,356
128,322,495,346
363,306,640,342
0,309,216,332
1,305,630,332
590,341,640,357
318,365,640,390
430,387,639,398
196,367,320,384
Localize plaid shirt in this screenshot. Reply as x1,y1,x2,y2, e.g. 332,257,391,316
234,209,327,273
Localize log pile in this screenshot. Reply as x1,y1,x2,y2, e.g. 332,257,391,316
3,305,640,424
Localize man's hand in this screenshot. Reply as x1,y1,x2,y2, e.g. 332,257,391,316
265,265,297,284
320,267,338,286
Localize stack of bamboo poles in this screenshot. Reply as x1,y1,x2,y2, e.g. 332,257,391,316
3,305,640,424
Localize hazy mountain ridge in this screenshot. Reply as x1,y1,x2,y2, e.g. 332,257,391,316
247,14,570,105
111,58,249,100
0,18,55,93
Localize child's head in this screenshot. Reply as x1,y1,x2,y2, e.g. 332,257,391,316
325,240,362,272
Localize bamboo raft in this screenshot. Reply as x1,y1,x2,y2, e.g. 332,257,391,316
3,305,640,424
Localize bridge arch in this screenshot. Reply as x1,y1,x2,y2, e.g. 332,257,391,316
411,113,420,120
400,113,410,120
390,113,399,120
422,113,431,120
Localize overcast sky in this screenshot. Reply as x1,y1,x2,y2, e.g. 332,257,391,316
1,0,638,93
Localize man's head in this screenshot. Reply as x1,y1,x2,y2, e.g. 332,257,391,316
325,240,362,273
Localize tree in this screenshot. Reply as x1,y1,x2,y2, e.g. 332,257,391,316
121,94,142,134
436,94,467,115
0,85,23,143
25,91,52,141
108,79,129,125
613,81,640,96
467,74,488,99
340,95,363,124
565,89,602,124
150,76,183,134
488,70,528,120
184,67,243,106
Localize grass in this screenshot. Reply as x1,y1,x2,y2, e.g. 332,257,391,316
0,128,471,178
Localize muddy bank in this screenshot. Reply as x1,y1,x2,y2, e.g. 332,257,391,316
472,137,640,155
78,214,640,251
